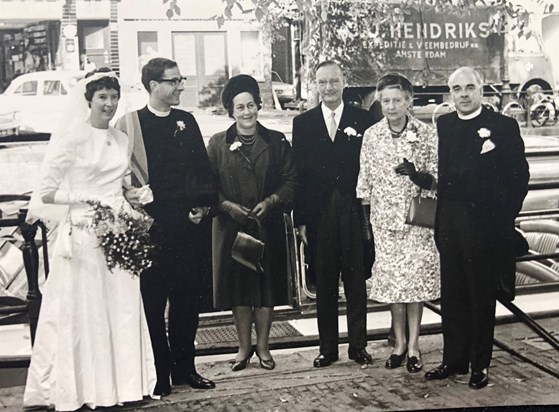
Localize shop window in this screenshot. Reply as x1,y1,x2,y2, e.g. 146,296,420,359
44,80,62,96
14,81,38,96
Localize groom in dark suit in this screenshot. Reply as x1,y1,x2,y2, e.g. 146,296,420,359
425,67,529,389
118,58,217,396
292,60,376,367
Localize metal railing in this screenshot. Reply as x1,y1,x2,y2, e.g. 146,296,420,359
0,196,48,347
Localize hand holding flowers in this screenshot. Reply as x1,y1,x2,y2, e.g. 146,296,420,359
88,201,154,277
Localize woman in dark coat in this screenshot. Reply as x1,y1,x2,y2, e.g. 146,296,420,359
207,75,297,371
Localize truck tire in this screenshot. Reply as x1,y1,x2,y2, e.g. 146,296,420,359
530,102,553,127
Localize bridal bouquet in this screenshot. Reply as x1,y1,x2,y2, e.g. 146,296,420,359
88,201,154,277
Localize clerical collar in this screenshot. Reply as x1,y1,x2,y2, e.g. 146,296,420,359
457,106,482,120
147,103,171,117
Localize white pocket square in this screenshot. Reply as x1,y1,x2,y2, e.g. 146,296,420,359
480,139,496,154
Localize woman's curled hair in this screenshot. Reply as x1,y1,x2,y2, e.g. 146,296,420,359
84,67,120,102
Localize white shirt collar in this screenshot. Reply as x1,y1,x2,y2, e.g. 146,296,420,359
457,106,482,120
147,103,171,117
321,102,344,126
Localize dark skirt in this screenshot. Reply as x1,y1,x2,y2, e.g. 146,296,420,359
212,210,289,309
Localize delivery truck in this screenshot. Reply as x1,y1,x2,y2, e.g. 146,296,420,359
342,5,556,111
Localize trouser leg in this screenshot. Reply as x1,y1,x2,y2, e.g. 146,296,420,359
167,230,201,377
315,194,341,356
469,253,497,371
141,266,171,383
438,202,471,368
340,195,367,351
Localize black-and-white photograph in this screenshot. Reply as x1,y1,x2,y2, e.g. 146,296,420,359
0,0,558,410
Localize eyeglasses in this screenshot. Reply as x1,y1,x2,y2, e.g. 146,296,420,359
156,76,187,86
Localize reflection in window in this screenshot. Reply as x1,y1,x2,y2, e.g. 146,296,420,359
241,31,262,78
172,33,196,76
138,32,159,71
15,81,38,96
44,80,61,96
204,34,226,76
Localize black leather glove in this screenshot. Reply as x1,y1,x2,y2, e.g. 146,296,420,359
360,203,375,279
395,158,434,190
252,194,280,219
394,157,416,176
361,203,373,241
220,201,251,224
363,238,375,279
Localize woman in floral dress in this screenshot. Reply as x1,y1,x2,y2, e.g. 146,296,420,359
357,73,439,373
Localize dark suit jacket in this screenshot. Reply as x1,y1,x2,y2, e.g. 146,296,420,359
292,103,376,227
436,107,530,299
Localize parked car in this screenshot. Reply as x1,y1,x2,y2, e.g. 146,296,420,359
0,109,19,138
0,71,148,135
0,71,86,134
272,71,295,109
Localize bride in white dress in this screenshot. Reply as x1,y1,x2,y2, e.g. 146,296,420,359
23,70,156,411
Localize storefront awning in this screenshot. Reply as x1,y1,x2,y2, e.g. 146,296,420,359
0,0,64,29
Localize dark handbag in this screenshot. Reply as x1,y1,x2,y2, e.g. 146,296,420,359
405,192,437,229
231,215,266,274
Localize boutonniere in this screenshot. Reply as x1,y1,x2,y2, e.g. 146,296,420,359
230,141,242,151
343,127,362,140
404,129,419,144
477,128,491,139
173,120,186,137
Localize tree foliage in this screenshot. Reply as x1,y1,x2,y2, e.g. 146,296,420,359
163,1,554,74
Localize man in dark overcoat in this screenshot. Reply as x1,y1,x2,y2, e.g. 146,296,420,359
292,60,377,368
117,58,217,396
425,66,529,389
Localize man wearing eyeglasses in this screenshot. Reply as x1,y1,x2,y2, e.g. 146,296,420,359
117,58,217,396
292,60,377,368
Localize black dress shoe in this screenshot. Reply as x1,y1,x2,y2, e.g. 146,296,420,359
313,353,339,368
385,350,407,369
348,348,373,365
406,355,423,373
153,379,171,397
173,372,216,389
231,350,254,372
425,363,469,380
256,351,276,370
469,369,489,389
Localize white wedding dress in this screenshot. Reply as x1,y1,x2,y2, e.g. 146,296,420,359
23,124,156,411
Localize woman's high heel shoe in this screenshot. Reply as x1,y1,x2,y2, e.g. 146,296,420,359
231,350,253,371
256,351,276,370
385,350,407,369
406,354,423,373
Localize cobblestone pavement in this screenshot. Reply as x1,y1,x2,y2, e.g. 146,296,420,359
1,318,559,411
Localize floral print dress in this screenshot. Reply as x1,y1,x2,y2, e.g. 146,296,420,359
356,115,440,303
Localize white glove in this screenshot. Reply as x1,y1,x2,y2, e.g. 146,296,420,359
137,185,154,205
52,190,97,205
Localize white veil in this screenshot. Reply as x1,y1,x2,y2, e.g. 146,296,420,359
26,71,119,227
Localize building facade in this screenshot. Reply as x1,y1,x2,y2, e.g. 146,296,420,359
0,0,274,108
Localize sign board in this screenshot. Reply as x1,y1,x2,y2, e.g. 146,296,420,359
348,7,505,87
